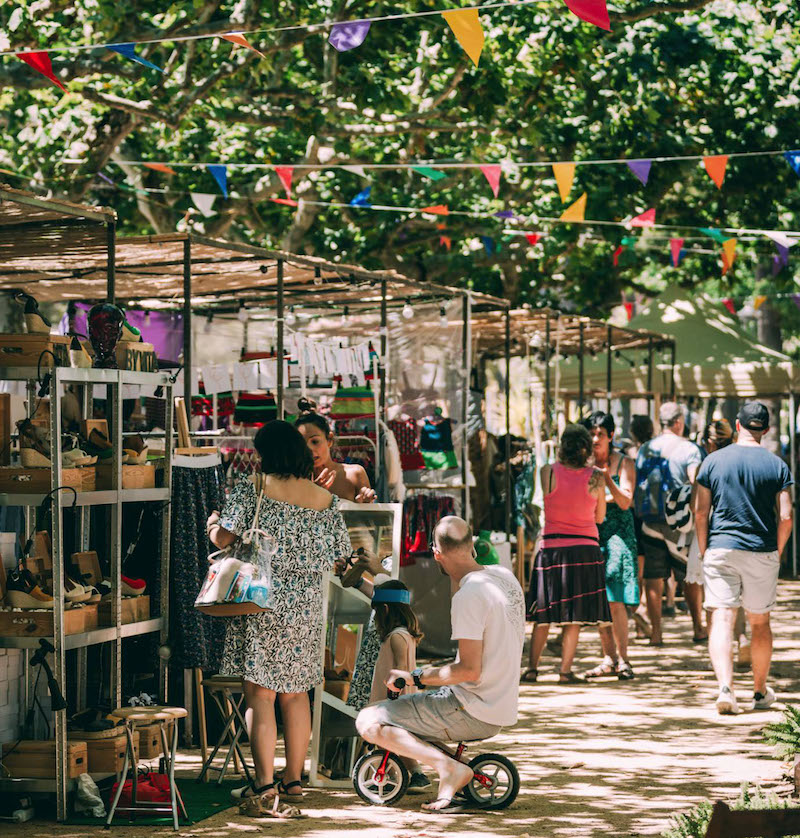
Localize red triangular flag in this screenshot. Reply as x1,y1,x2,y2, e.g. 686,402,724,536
623,302,634,321
479,165,502,198
144,163,176,175
525,233,541,246
670,238,684,267
272,197,298,207
440,236,452,251
722,297,736,314
275,166,294,198
421,205,449,216
563,0,611,31
613,245,624,267
630,208,656,227
703,155,728,189
17,51,66,91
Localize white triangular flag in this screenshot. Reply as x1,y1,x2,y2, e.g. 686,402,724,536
764,231,798,249
191,193,217,217
341,165,368,178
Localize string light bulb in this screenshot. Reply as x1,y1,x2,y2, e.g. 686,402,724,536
286,306,297,326
402,299,414,320
439,307,448,327
144,311,151,327
237,303,249,323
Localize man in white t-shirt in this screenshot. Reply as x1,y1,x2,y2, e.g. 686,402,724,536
356,516,525,813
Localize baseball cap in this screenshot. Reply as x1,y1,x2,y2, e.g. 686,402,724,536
737,402,769,431
659,402,684,425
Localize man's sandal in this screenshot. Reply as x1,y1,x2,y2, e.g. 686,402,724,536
520,668,538,683
584,659,617,679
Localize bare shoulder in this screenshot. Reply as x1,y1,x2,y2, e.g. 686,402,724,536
305,480,336,511
588,468,604,490
344,462,369,485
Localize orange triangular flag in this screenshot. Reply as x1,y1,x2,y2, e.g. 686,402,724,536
440,236,452,251
442,9,484,67
275,166,293,198
421,205,449,216
703,155,728,189
552,163,575,203
221,33,266,59
560,193,587,222
722,237,736,268
754,295,767,310
144,163,176,175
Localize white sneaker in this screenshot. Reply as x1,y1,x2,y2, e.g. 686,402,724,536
715,685,740,715
753,686,776,710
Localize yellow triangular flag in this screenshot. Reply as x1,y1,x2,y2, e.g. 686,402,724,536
442,9,484,67
754,295,767,310
560,192,587,222
723,237,736,268
553,163,575,203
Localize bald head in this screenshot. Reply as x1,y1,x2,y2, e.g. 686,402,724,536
433,516,473,556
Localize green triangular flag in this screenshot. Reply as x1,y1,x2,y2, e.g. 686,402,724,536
699,227,729,244
413,166,447,181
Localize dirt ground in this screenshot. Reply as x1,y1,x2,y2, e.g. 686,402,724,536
11,581,800,838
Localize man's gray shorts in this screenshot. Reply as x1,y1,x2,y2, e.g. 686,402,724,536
365,686,501,743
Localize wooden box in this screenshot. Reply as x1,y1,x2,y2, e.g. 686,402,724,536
116,341,157,372
0,335,70,368
72,551,102,587
0,466,94,494
81,419,108,440
137,722,173,761
1,740,87,779
68,730,139,774
99,595,148,626
81,603,99,631
96,464,155,490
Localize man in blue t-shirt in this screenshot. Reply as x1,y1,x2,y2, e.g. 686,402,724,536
695,402,793,716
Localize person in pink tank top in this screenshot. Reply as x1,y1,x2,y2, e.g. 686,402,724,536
523,424,610,683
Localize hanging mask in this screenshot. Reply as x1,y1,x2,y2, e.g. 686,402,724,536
88,303,124,368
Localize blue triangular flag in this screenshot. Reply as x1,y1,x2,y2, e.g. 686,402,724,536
349,187,372,207
785,151,800,175
106,43,164,73
207,165,228,198
481,236,495,255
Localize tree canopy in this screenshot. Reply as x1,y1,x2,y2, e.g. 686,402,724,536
2,1,798,325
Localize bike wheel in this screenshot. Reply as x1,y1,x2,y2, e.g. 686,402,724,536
463,753,520,810
352,751,409,806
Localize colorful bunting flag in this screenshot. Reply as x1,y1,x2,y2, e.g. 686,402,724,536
525,233,541,246
775,243,790,270
670,238,684,267
700,227,729,244
275,166,294,197
191,193,216,217
630,207,656,227
341,165,368,178
563,0,611,30
221,33,266,59
16,51,66,91
784,151,800,175
703,155,728,189
272,197,299,206
494,210,515,219
106,43,165,72
481,236,495,255
413,167,447,181
329,20,371,52
613,245,624,267
626,159,651,186
754,295,767,311
623,302,634,321
480,165,502,198
792,294,800,311
349,187,372,207
207,164,228,198
442,9,484,67
96,172,115,186
764,232,797,249
421,205,449,216
722,237,737,269
722,298,736,315
440,236,452,251
552,162,575,202
560,193,587,222
144,163,176,175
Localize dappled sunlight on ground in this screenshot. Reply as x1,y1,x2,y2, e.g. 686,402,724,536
11,582,800,837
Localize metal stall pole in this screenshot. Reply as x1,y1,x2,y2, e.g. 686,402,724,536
183,238,192,411
544,313,551,438
461,294,472,523
106,218,116,303
504,308,512,542
790,393,798,577
606,326,613,412
379,279,387,423
578,321,585,419
647,337,654,415
276,259,285,418
670,340,677,399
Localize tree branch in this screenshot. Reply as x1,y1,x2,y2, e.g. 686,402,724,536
81,90,178,128
610,0,714,23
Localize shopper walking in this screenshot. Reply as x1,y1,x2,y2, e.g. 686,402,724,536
524,424,609,683
582,412,639,681
695,403,793,714
636,402,704,646
207,420,353,804
628,414,655,639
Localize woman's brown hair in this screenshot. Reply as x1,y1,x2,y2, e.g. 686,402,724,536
373,580,423,643
558,423,593,468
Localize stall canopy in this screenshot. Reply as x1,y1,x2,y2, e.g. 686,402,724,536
544,286,795,398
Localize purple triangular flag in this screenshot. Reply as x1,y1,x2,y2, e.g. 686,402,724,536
329,20,371,52
777,243,790,268
792,294,800,311
207,164,228,198
494,210,515,219
626,159,651,186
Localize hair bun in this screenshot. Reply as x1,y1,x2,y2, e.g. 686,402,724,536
297,396,317,414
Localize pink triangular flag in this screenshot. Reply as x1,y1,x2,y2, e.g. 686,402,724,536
563,0,611,31
670,238,684,267
479,165,502,198
221,33,266,59
275,166,294,198
630,207,656,227
17,51,66,91
144,163,176,175
272,197,299,207
525,233,541,246
613,245,624,267
421,205,449,216
703,155,728,189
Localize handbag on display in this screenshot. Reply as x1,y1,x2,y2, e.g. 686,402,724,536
194,474,276,616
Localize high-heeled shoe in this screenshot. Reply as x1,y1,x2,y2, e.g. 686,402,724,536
13,291,52,335
86,429,114,461
122,433,148,464
120,317,143,343
17,418,51,466
4,565,54,609
69,335,93,368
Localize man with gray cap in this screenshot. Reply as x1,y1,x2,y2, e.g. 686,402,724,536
635,402,705,646
695,402,793,714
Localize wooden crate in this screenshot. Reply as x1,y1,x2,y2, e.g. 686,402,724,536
1,740,87,779
82,603,99,631
0,335,70,368
116,341,157,372
137,722,174,761
99,595,148,626
96,464,155,490
68,730,139,774
0,466,94,494
72,551,102,587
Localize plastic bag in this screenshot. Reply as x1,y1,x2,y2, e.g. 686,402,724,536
75,772,106,818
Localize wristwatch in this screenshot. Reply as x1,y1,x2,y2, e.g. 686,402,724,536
411,668,425,690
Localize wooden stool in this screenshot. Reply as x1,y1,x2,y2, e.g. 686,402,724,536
197,676,253,786
105,706,188,831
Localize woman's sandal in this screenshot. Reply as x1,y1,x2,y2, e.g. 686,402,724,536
278,780,304,800
617,661,635,681
520,668,538,683
584,659,617,679
558,671,582,684
239,785,305,820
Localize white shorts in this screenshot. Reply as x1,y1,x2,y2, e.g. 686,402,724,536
702,547,780,614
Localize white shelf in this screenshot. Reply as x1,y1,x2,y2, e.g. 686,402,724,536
0,772,115,793
0,618,164,650
0,488,170,507
327,575,373,623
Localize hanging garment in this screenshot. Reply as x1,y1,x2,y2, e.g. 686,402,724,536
419,417,458,470
388,418,425,471
329,386,375,420
400,492,456,565
233,392,277,426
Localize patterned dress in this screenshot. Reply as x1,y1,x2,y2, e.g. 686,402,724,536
599,472,640,606
218,479,352,693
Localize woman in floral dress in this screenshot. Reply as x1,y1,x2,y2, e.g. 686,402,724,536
207,421,352,806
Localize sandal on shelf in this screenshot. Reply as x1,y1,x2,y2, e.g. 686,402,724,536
520,668,538,683
558,671,582,684
617,661,635,681
584,658,617,679
278,780,304,800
